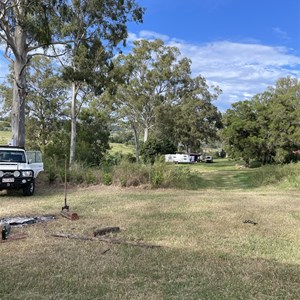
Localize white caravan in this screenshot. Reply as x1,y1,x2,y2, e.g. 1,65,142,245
165,154,191,164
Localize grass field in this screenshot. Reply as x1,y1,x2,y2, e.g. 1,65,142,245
1,161,300,299
109,143,135,155
0,130,10,145
189,159,256,189
0,138,299,298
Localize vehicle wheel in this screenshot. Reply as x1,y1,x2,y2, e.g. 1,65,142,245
23,180,35,196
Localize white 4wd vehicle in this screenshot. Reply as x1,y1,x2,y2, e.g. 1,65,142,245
0,146,44,196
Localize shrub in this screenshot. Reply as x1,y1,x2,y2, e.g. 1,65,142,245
162,165,200,189
140,137,177,164
249,160,262,168
102,173,113,185
150,163,164,186
250,162,300,187
113,160,149,187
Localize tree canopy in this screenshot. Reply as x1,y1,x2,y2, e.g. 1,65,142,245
104,39,222,160
0,0,144,149
222,77,300,164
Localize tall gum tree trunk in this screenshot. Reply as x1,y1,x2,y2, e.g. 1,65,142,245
69,81,78,167
12,24,27,147
131,122,139,163
143,126,149,142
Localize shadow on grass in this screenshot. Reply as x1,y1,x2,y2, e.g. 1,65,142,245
1,238,299,300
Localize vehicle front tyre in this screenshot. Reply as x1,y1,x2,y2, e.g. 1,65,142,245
23,180,35,196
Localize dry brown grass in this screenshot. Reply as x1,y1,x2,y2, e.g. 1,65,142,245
0,184,300,299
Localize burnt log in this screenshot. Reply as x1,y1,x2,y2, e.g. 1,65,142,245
93,227,120,237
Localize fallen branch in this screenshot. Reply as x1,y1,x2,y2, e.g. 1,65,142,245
243,220,258,225
101,248,110,254
98,236,162,249
52,233,94,241
0,233,28,243
52,233,162,249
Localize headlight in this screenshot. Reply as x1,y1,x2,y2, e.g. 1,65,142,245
0,171,3,178
14,171,21,177
22,170,33,177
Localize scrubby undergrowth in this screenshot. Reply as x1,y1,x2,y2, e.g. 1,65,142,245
43,158,300,190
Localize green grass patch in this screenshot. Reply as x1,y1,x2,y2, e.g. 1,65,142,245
0,130,11,144
109,143,135,155
248,162,300,188
187,159,256,189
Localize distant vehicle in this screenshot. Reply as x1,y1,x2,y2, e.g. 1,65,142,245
0,146,44,196
204,155,213,163
189,153,201,163
165,154,191,164
198,154,213,163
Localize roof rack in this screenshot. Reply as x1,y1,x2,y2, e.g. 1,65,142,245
0,145,25,150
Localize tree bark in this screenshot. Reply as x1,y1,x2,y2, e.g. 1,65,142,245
69,82,78,167
131,122,140,163
143,126,149,142
11,13,28,147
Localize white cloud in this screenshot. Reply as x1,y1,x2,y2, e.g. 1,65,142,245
272,27,290,40
127,31,169,43
1,30,299,112
128,31,300,111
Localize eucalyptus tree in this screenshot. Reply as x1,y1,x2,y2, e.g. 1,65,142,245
108,39,192,160
25,56,69,151
0,0,65,147
54,0,144,166
0,0,144,155
173,75,222,153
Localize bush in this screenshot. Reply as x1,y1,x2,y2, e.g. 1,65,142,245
102,173,113,185
162,165,200,189
250,162,300,187
140,137,177,164
113,160,149,187
249,160,262,168
42,154,203,189
149,163,164,186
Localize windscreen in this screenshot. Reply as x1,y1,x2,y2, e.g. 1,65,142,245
0,150,26,163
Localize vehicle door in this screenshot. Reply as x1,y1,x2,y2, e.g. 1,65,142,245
26,151,44,177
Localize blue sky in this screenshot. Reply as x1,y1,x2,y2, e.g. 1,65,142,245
127,0,300,111
1,0,299,111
